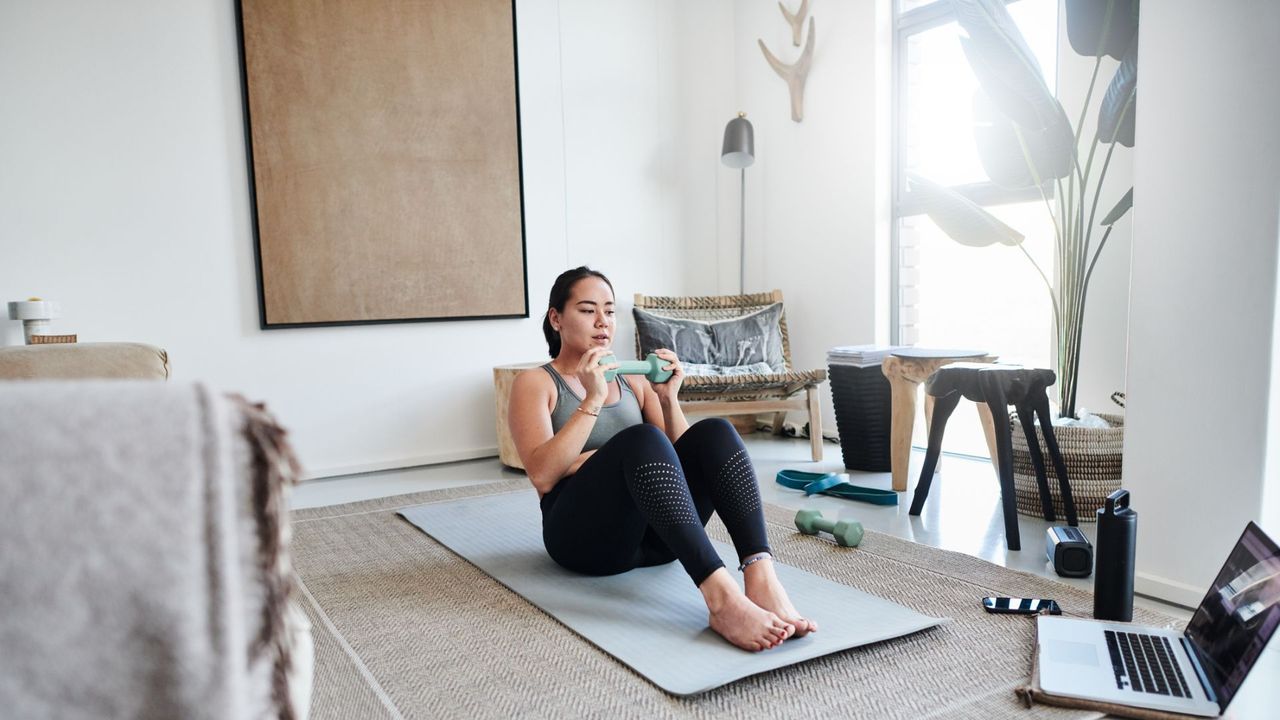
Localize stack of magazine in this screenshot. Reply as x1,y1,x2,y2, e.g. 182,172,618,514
826,345,902,368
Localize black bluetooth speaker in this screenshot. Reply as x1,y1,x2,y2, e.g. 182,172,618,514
1045,525,1093,578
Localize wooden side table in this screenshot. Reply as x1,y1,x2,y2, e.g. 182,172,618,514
493,361,545,470
881,349,998,491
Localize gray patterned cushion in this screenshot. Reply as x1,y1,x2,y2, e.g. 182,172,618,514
633,304,786,371
683,362,776,377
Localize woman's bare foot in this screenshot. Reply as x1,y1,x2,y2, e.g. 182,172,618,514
743,555,817,637
699,568,794,651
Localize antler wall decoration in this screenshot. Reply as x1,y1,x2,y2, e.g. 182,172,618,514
759,4,815,122
780,0,809,46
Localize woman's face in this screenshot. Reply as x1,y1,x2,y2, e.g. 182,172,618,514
550,276,616,355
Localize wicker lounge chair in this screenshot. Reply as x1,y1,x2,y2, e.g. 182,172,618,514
633,290,827,461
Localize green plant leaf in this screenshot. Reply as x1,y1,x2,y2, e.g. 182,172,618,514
973,90,1074,187
1098,38,1137,147
1065,0,1139,60
951,0,1069,134
907,174,1025,247
1100,187,1133,225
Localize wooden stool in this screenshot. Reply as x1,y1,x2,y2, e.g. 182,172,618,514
493,361,544,470
908,363,1079,551
881,349,998,491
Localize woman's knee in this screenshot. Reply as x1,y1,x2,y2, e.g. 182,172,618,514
593,423,678,468
688,417,740,444
613,422,672,452
696,417,736,433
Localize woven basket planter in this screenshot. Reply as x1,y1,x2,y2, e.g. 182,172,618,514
1011,412,1124,523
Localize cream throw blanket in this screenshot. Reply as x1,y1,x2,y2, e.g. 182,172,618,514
0,380,310,719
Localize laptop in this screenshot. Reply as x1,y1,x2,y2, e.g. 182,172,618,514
1037,522,1280,716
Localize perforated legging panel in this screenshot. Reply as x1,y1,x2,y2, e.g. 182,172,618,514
712,448,762,524
676,419,770,563
540,419,771,586
629,461,700,527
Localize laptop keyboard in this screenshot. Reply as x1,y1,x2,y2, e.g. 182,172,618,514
1104,630,1193,698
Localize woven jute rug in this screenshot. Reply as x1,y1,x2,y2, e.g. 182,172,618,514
291,479,1180,719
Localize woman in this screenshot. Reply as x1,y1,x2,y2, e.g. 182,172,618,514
507,267,815,652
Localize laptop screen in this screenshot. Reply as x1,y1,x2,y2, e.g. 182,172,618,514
1184,522,1280,710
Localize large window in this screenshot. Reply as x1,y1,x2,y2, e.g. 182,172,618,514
893,0,1059,456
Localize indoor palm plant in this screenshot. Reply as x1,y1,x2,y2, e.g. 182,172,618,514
911,0,1138,516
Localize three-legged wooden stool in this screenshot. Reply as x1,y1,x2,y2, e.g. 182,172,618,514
908,363,1079,551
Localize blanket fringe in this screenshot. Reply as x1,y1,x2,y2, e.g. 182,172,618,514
230,395,303,720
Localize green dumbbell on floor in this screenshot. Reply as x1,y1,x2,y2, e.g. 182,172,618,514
599,354,673,384
794,509,864,547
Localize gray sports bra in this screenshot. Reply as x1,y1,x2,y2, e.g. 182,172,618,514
542,364,644,452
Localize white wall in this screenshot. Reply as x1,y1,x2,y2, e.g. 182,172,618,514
0,0,734,478
559,0,735,330
1267,233,1280,534
15,0,1231,500
726,0,889,434
1125,0,1280,606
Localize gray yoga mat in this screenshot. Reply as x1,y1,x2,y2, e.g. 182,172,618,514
398,490,948,696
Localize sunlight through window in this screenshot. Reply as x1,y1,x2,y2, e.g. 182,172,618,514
895,0,1059,457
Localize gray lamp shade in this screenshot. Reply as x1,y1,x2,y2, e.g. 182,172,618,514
721,114,755,169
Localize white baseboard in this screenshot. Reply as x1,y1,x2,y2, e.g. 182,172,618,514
1134,571,1205,610
302,446,499,481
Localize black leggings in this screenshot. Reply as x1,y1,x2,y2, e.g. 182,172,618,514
539,418,770,586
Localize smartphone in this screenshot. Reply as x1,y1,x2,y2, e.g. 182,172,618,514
982,596,1062,615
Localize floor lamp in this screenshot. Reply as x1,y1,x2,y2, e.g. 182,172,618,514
721,112,755,294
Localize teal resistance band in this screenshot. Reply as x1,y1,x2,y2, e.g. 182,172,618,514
775,469,899,506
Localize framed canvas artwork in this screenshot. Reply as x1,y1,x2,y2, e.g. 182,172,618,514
236,0,528,327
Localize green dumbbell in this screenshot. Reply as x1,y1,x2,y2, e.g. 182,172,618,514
599,354,673,384
794,509,864,547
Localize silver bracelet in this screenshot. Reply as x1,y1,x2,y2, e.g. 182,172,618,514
737,553,771,572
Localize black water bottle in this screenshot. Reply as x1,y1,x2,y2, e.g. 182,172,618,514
1094,489,1137,621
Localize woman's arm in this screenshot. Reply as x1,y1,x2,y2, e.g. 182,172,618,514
508,348,617,496
508,371,597,496
659,393,690,442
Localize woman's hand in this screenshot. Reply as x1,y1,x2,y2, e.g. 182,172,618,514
574,346,618,405
650,348,684,404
